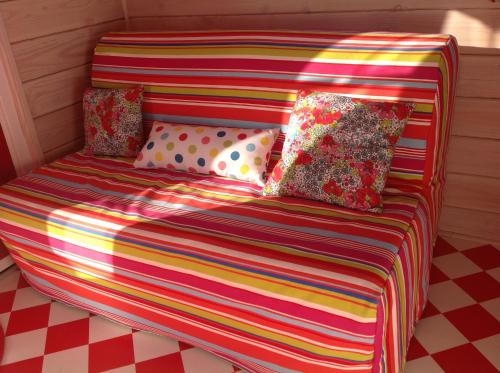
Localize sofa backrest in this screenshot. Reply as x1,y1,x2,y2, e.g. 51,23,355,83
91,30,458,191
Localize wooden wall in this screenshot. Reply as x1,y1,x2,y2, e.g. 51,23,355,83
124,0,500,244
0,0,126,162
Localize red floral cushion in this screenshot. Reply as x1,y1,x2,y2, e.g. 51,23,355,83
263,91,415,212
83,87,144,157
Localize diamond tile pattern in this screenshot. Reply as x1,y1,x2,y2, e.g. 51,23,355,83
0,237,498,372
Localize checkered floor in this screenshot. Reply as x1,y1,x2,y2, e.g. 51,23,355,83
0,236,498,372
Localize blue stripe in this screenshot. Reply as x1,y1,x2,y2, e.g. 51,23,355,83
396,137,427,150
143,113,284,131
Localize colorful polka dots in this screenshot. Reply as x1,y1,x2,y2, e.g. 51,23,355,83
246,143,256,152
134,121,280,186
240,164,249,174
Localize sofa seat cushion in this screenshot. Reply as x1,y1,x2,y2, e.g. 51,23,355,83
0,152,432,372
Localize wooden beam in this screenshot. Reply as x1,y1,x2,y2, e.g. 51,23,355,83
0,12,43,175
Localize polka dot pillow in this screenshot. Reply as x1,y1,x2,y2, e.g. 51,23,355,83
134,121,280,185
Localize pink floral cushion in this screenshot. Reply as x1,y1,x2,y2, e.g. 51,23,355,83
134,121,280,186
263,91,415,212
83,87,144,157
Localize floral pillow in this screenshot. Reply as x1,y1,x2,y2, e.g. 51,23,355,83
134,121,280,185
83,86,144,157
263,91,415,212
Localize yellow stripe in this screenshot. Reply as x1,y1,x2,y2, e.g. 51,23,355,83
96,45,442,64
48,161,413,231
0,206,377,319
93,81,293,101
2,183,391,280
16,249,372,361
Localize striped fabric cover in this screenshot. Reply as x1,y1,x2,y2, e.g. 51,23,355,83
0,31,458,372
91,31,458,193
0,154,433,372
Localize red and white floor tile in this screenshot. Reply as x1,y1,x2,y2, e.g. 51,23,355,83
0,236,498,373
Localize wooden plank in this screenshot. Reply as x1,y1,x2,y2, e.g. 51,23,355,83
44,137,84,163
444,173,500,213
127,0,500,17
35,103,84,153
439,206,500,243
439,230,500,249
0,11,44,176
23,64,91,119
0,0,124,43
129,9,500,50
12,20,125,82
459,46,500,56
452,98,500,139
446,136,500,178
456,55,500,99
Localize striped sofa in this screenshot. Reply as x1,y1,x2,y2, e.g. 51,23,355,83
0,31,458,372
